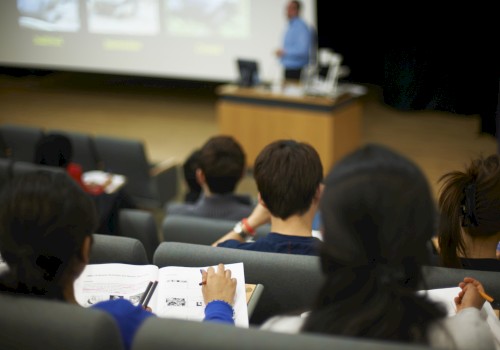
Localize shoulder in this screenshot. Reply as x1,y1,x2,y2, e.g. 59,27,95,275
260,315,304,333
166,202,195,215
92,299,152,320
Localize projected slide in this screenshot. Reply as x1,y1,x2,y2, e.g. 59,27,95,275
17,0,80,32
1,0,317,82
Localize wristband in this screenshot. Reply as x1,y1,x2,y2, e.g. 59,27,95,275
241,218,255,236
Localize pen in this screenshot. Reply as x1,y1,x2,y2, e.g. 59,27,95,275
199,268,206,286
143,281,158,308
479,290,494,303
139,281,153,306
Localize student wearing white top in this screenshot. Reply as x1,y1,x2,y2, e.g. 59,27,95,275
261,144,498,349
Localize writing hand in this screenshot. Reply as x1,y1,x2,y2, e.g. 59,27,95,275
201,263,236,306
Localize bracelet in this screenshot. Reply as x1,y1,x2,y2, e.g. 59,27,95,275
242,218,256,236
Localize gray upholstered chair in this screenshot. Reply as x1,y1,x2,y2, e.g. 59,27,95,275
90,233,149,265
132,317,431,350
153,242,323,325
0,293,124,350
161,214,269,246
0,158,12,191
119,208,160,263
11,160,67,177
0,123,44,162
421,266,500,304
93,135,179,209
48,129,100,172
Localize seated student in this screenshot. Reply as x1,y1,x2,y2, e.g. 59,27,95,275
212,139,323,256
182,148,202,203
438,154,500,271
34,133,136,235
167,135,254,221
260,144,498,348
0,171,236,350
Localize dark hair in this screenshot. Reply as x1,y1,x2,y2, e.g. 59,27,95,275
302,144,445,343
254,140,323,219
438,154,500,268
34,133,73,168
183,149,202,203
0,171,98,300
291,0,301,12
198,136,245,194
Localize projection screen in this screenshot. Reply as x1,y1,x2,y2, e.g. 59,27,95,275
0,0,317,83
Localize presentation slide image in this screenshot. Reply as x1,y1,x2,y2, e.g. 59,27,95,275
164,0,250,39
17,0,80,32
87,0,160,35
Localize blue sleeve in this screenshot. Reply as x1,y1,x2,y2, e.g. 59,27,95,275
204,300,235,325
92,299,155,350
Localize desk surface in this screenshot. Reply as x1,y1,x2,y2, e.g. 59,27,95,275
216,84,358,108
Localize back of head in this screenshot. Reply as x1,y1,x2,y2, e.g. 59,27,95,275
34,133,73,167
254,139,323,219
438,154,500,267
198,136,245,194
0,171,98,299
183,149,202,202
303,144,444,342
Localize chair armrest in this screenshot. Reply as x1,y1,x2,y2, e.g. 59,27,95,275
151,158,179,205
150,157,177,177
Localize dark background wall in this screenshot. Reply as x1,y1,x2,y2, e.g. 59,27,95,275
316,4,500,136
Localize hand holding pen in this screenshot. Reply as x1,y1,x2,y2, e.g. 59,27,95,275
200,263,237,306
455,277,494,312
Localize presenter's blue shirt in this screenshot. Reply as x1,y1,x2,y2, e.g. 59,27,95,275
281,17,312,69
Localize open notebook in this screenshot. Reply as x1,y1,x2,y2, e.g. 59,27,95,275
74,262,249,327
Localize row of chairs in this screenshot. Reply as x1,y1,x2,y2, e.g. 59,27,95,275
0,123,179,209
90,235,500,326
117,210,271,264
3,234,498,349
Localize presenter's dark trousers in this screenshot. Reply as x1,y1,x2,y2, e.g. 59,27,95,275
284,68,302,81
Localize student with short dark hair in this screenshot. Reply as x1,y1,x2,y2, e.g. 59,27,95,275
167,135,253,221
212,139,323,256
0,171,236,350
438,154,500,271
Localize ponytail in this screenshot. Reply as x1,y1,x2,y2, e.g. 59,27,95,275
437,171,471,268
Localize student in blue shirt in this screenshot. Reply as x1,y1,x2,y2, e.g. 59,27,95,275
0,171,236,350
213,139,323,256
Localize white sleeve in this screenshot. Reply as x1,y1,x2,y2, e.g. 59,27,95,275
428,307,498,350
260,315,304,334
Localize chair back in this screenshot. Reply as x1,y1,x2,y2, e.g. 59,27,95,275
90,233,149,265
93,136,154,202
421,265,500,301
162,214,269,246
132,317,430,350
0,158,12,191
119,209,160,263
153,242,323,325
0,124,44,162
0,293,123,350
11,160,67,177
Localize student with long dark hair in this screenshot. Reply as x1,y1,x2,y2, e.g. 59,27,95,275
438,154,500,271
261,144,497,348
0,171,236,350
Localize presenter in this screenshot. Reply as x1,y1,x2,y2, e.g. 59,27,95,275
275,1,312,81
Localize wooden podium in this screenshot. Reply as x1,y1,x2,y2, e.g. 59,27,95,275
216,84,364,174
